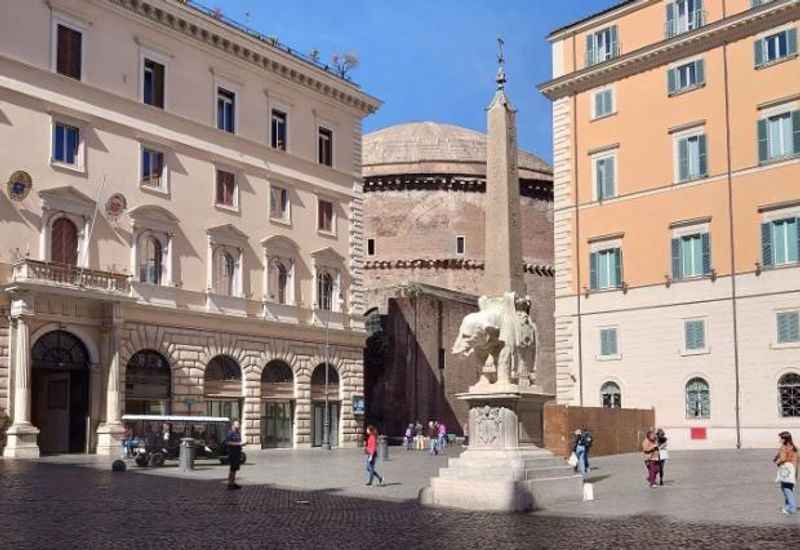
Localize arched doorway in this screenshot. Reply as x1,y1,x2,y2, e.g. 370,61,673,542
311,363,340,448
261,360,295,448
204,355,242,421
125,350,171,415
31,330,90,454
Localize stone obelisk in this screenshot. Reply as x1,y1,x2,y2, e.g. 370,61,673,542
483,50,525,297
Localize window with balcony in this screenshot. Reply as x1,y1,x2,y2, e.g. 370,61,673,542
592,88,614,119
52,122,81,167
55,23,82,80
777,311,800,344
270,185,290,222
589,247,622,290
271,109,287,151
762,217,799,267
318,126,333,166
758,111,799,163
141,147,166,191
217,87,236,133
317,271,334,311
138,236,163,285
143,58,165,109
269,259,291,305
216,169,237,209
675,133,707,182
672,232,711,279
214,249,238,297
668,59,705,95
666,0,705,39
586,25,618,67
318,198,334,234
755,28,798,67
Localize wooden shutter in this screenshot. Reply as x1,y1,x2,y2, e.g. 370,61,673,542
606,157,616,197
594,92,603,118
668,68,677,95
596,158,604,199
787,28,798,57
701,232,711,275
153,61,165,109
586,33,595,66
792,111,800,156
761,222,773,266
589,252,598,290
671,238,681,279
754,38,765,67
695,59,705,85
778,312,800,343
666,2,675,37
678,138,689,181
757,119,768,162
609,26,618,57
57,25,82,80
613,248,622,287
698,134,708,176
51,217,78,266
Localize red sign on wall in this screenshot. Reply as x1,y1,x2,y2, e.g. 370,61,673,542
690,427,707,440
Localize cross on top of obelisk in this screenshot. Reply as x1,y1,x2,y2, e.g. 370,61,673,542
496,37,507,90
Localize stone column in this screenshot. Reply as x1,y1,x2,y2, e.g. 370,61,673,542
3,293,40,458
96,303,125,455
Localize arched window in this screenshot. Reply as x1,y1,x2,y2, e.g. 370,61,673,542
686,377,710,418
125,350,171,415
269,260,289,305
205,355,242,420
32,330,89,370
261,360,294,401
600,382,621,408
215,250,237,296
779,373,800,418
51,217,78,266
317,271,334,311
312,363,339,386
139,236,162,285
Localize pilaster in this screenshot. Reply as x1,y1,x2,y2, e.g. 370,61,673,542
96,303,125,455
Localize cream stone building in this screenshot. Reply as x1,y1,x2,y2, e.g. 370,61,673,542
0,0,380,457
540,0,800,449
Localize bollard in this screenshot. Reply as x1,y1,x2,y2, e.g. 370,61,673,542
378,434,390,461
179,437,195,471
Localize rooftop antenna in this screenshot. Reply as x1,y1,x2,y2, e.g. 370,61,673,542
496,37,507,90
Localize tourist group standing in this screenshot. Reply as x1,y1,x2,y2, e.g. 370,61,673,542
402,419,448,455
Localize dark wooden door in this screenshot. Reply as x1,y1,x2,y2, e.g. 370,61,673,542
51,218,78,266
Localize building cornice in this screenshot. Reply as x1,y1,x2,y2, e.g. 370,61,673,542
363,258,555,277
363,174,554,201
104,0,382,115
539,1,800,100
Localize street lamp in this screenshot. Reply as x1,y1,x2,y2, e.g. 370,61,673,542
317,279,344,452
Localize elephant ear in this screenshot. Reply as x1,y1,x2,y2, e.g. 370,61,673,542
483,324,500,340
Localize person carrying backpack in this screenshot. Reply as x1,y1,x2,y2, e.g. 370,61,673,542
581,429,593,473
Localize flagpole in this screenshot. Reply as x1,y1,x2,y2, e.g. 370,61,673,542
82,174,107,269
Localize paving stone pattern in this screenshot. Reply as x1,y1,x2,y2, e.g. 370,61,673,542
0,447,798,549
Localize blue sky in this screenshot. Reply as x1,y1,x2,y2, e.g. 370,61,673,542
211,0,614,164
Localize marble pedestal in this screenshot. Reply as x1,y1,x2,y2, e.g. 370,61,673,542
420,390,581,512
96,423,126,456
3,423,40,458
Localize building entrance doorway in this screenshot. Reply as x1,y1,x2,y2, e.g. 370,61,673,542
262,401,294,448
312,401,339,448
31,330,91,454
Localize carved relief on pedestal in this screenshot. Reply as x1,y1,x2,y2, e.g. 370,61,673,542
474,405,504,447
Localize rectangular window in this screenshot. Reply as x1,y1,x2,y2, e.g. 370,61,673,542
586,25,619,67
52,122,80,165
216,169,236,207
56,24,82,80
755,28,798,67
777,311,800,344
684,319,706,351
676,133,708,182
668,59,705,95
318,127,333,166
666,0,705,38
367,238,376,256
217,88,235,133
270,185,289,221
271,109,287,151
456,236,466,255
592,89,614,119
143,58,165,109
318,199,334,233
589,247,622,290
141,148,164,189
600,328,618,357
762,217,799,266
594,155,616,200
758,111,799,163
672,232,711,279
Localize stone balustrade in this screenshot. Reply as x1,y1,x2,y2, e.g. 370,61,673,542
12,259,131,296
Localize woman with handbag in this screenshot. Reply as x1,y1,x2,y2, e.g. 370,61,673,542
364,425,384,487
656,428,669,486
642,431,660,488
774,431,797,515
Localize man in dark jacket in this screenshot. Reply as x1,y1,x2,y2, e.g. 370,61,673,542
225,421,243,490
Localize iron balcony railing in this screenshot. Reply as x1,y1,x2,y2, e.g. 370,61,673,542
12,258,131,295
666,10,707,39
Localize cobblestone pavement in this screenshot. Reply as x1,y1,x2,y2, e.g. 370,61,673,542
1,447,798,549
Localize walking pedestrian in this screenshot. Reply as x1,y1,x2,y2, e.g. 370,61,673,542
414,420,424,451
773,431,797,515
364,425,384,487
404,423,414,451
225,420,244,490
642,430,661,488
428,420,439,455
656,428,669,486
572,429,588,480
581,428,593,473
437,421,447,452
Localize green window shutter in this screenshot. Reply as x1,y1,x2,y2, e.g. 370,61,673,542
610,25,618,57
754,39,764,67
701,232,711,275
594,92,603,117
671,237,682,279
590,252,598,289
668,68,677,95
613,248,622,288
604,90,613,114
695,59,705,85
757,119,768,163
608,330,617,355
586,34,596,66
787,28,798,57
792,111,800,155
596,158,605,199
698,134,708,176
678,138,689,181
600,330,611,356
761,222,773,266
777,312,800,343
606,157,616,198
666,2,675,37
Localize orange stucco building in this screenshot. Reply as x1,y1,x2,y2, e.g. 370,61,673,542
539,0,800,448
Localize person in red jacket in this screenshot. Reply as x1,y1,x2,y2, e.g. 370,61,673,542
364,425,384,487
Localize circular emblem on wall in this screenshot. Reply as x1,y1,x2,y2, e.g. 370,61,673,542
6,170,32,201
105,193,127,221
